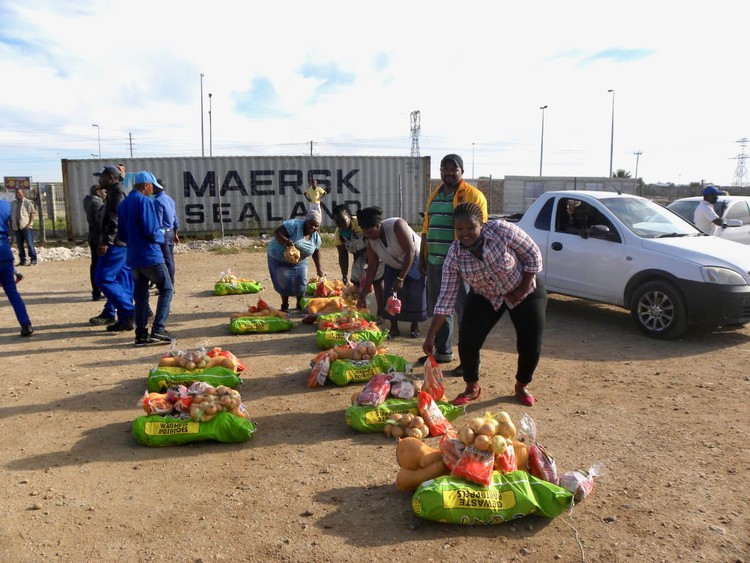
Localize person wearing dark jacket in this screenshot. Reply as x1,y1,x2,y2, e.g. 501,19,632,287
83,184,106,301
90,165,135,332
117,171,173,347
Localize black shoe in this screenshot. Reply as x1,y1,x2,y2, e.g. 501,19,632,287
18,261,27,267
107,317,135,332
90,314,116,326
134,335,158,347
20,324,33,337
30,261,37,266
147,309,154,318
149,329,172,343
415,355,428,366
451,364,464,377
15,272,24,284
92,293,102,302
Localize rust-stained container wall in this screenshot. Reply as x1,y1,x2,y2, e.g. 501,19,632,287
62,156,431,240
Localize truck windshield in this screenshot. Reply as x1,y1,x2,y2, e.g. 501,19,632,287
600,197,701,238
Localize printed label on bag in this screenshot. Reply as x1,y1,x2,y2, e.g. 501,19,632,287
442,488,517,511
144,421,200,436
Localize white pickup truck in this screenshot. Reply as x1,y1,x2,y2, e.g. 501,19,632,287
504,190,750,339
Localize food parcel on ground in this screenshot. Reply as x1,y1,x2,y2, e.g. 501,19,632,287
129,271,601,525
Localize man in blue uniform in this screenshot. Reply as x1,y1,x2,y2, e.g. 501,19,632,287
91,165,135,331
152,179,179,286
117,171,174,347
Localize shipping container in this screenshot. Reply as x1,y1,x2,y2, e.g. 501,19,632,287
62,156,431,241
502,175,639,214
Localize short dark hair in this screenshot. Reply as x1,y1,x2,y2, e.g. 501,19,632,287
357,206,383,228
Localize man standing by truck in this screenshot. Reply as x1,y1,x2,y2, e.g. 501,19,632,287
693,185,726,236
418,154,487,374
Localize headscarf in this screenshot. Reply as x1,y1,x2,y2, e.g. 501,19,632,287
305,208,322,224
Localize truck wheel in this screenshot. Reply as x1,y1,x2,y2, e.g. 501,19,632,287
630,281,687,339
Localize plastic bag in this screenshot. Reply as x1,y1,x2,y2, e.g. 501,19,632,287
307,354,331,388
284,244,301,264
418,390,453,437
356,373,392,406
559,462,605,502
517,413,559,485
439,428,466,471
451,445,495,487
423,354,445,401
385,293,401,315
413,471,574,524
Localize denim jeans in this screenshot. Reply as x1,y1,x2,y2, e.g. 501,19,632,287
426,262,467,358
159,243,175,285
14,229,37,263
132,263,173,338
458,280,547,385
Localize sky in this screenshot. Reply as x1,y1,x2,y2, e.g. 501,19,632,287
1,0,749,187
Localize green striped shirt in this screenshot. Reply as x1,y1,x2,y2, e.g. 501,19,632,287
426,190,456,265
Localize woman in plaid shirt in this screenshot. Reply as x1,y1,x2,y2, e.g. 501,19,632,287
422,202,547,406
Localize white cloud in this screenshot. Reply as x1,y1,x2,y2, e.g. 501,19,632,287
1,0,749,186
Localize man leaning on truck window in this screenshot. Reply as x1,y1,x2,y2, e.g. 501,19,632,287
693,185,726,236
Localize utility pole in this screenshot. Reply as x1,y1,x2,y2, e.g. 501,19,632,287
129,133,133,157
200,73,205,157
633,150,642,180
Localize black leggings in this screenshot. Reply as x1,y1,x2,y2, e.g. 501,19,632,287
457,279,547,386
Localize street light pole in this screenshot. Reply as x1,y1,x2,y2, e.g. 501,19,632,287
608,89,615,178
539,105,548,176
472,142,475,179
92,124,101,158
200,73,205,157
208,93,213,157
634,149,642,178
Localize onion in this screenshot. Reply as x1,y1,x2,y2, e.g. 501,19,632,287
474,434,491,451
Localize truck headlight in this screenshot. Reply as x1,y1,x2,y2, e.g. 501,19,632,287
700,266,748,285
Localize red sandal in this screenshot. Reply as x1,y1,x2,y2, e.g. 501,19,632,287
452,384,482,406
515,382,537,406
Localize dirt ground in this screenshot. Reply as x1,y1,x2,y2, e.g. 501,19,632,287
1,245,748,563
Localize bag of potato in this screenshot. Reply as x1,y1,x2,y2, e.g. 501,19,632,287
284,244,301,264
328,354,409,386
318,309,376,325
316,328,387,350
230,316,295,334
131,412,256,446
148,366,242,392
411,470,574,524
214,280,263,296
345,397,464,433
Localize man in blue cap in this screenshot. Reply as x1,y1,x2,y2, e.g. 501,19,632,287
117,171,174,346
693,185,726,236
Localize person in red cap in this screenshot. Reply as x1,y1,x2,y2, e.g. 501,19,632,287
417,154,487,375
